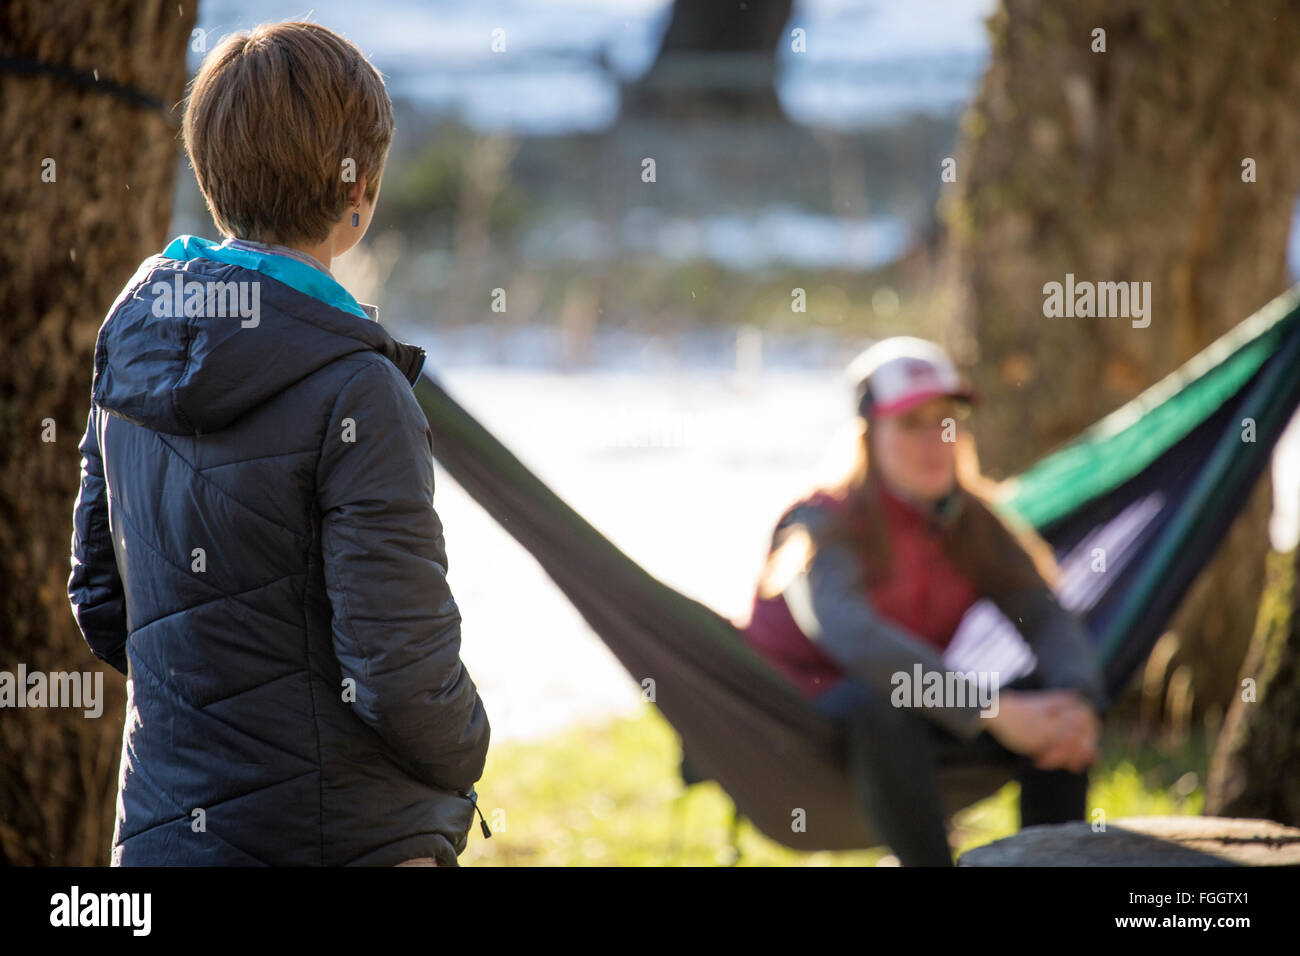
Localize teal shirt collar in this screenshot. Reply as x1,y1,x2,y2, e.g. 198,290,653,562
161,234,370,321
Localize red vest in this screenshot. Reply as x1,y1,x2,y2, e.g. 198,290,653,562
736,482,980,698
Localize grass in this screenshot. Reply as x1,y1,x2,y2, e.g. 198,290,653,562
458,704,1210,866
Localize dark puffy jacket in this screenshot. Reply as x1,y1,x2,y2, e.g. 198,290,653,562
68,236,490,866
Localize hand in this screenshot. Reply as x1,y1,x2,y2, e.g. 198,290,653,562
987,691,1081,759
1030,695,1100,773
982,686,1097,770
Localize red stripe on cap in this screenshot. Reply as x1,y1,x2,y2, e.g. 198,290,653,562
870,388,976,417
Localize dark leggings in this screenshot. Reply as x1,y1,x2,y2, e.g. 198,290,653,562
812,671,1090,866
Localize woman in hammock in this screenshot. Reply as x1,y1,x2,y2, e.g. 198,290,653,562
738,336,1107,866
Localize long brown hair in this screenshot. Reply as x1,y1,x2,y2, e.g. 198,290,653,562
758,418,1060,602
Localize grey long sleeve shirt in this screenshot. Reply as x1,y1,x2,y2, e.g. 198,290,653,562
780,502,1109,741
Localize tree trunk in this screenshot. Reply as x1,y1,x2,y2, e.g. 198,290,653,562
939,0,1300,722
1206,543,1300,825
0,0,196,865
621,0,793,120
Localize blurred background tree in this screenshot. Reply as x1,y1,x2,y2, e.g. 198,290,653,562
1208,477,1300,826
0,0,197,865
939,0,1300,762
622,0,793,120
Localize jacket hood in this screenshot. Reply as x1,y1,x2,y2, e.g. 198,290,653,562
92,237,425,435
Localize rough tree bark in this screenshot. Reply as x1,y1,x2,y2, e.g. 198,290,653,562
1207,542,1300,826
0,0,196,865
939,0,1300,723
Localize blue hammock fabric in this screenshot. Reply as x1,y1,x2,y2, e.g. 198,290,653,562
412,285,1300,851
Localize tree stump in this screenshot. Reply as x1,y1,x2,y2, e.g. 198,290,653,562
958,816,1300,866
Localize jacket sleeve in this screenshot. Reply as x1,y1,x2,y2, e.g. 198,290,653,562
781,504,988,741
68,405,129,676
317,357,490,793
995,584,1109,714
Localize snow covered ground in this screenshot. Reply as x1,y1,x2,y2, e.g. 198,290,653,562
407,325,866,742
193,0,999,133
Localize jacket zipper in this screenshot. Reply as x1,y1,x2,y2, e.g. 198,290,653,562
462,789,492,838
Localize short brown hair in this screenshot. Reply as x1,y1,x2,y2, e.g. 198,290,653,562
182,21,394,245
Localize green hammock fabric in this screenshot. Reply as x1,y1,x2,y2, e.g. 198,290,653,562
1000,287,1300,527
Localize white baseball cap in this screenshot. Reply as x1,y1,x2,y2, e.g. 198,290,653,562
847,336,977,418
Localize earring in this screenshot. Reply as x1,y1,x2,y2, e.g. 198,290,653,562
351,204,360,228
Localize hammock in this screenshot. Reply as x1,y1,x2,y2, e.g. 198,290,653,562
412,285,1300,852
